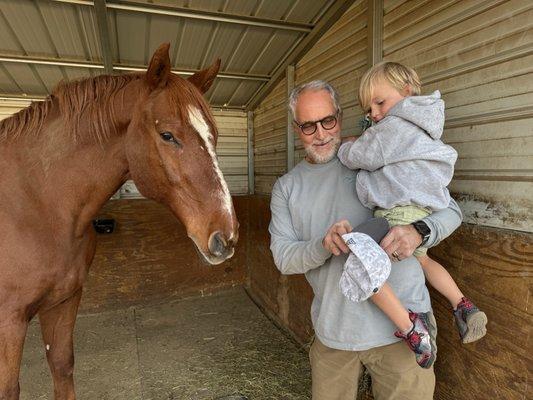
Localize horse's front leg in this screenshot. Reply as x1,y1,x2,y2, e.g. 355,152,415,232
0,316,28,400
38,288,83,400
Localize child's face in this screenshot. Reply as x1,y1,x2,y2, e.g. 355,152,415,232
368,80,408,123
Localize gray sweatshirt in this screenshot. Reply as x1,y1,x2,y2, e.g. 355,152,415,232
338,91,458,211
269,157,462,351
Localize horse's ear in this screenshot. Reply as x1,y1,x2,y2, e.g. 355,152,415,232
188,58,221,94
146,43,172,90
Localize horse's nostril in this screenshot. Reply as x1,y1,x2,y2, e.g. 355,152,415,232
208,231,227,257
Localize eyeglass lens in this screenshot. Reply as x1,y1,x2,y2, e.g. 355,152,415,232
300,115,338,135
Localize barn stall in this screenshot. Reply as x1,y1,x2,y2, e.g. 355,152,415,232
0,1,531,399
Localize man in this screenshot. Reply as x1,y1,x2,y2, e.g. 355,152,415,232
269,80,462,399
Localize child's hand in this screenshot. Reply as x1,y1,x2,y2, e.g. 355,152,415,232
342,136,357,144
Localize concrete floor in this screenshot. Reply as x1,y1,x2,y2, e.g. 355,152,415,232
19,288,311,400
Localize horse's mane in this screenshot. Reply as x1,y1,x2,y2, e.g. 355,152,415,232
0,72,217,145
0,73,143,144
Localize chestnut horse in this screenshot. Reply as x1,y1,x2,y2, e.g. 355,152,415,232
0,43,238,399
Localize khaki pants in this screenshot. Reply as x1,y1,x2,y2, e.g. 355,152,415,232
309,339,435,400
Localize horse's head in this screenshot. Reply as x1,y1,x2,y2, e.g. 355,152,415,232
125,43,238,265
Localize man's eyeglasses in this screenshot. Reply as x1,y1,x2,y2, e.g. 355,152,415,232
294,113,339,135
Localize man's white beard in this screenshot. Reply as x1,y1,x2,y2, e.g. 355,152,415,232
305,137,341,164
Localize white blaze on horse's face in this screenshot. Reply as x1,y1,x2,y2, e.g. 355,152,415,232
187,106,234,222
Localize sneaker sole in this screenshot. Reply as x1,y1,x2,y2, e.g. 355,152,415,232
462,311,488,344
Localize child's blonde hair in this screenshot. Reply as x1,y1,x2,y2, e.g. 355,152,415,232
358,61,421,113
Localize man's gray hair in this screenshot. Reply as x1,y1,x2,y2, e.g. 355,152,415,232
288,80,342,121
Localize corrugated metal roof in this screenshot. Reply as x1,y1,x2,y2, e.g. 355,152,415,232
0,0,353,109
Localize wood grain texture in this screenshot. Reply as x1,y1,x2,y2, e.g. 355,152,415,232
81,197,248,313
430,224,532,400
246,196,315,344
245,195,532,400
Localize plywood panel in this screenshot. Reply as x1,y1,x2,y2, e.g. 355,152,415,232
245,195,533,400
83,198,248,312
430,224,532,400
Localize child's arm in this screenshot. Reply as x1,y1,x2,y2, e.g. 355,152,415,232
341,135,358,144
337,125,386,171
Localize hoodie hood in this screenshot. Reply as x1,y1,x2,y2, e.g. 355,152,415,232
387,90,445,139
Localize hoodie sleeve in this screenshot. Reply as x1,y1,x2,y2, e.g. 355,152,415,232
422,197,463,248
337,125,387,171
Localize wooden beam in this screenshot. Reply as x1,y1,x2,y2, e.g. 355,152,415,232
245,0,357,111
0,55,270,81
52,0,313,32
94,0,114,74
247,111,255,195
286,65,295,172
367,0,383,66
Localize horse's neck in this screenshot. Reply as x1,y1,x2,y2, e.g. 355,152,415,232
3,80,143,236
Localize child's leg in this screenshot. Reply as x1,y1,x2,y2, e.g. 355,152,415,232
372,283,436,368
417,255,464,309
371,283,412,333
418,254,487,343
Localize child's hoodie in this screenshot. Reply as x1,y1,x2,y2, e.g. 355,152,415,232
338,90,458,211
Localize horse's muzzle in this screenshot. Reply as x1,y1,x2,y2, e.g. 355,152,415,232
208,231,235,261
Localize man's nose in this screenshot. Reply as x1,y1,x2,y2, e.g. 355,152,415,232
315,124,327,139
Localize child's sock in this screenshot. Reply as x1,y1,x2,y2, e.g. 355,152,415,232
401,323,414,336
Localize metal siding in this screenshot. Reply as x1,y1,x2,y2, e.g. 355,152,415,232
295,1,368,164
252,2,368,193
0,1,333,108
383,0,533,231
253,76,287,194
0,102,248,195
213,110,249,194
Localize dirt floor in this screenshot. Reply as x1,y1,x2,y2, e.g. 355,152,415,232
19,287,311,400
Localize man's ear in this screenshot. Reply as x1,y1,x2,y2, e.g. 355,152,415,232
188,58,221,94
146,43,171,90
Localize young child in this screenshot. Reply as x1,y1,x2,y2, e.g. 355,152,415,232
337,62,487,368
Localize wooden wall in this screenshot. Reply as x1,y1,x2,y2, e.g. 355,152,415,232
81,197,248,313
249,2,533,399
430,224,532,400
252,0,533,232
246,195,532,400
252,76,288,194
294,0,368,163
383,0,533,232
252,0,368,193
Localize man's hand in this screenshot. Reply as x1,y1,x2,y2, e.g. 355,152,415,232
380,224,423,261
322,220,353,256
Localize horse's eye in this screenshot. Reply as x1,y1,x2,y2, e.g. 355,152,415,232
160,132,182,147
160,132,175,142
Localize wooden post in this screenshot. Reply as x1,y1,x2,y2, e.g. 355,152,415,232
367,0,383,66
247,111,255,194
286,64,295,171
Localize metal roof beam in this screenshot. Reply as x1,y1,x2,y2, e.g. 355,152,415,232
51,0,313,32
93,0,114,74
0,93,245,110
246,0,357,111
0,55,270,82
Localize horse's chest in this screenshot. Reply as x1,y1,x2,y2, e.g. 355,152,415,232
44,238,94,303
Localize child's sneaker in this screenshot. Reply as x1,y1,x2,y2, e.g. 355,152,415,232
394,311,436,369
454,297,487,343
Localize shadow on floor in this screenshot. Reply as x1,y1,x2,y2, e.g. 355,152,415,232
20,287,311,400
